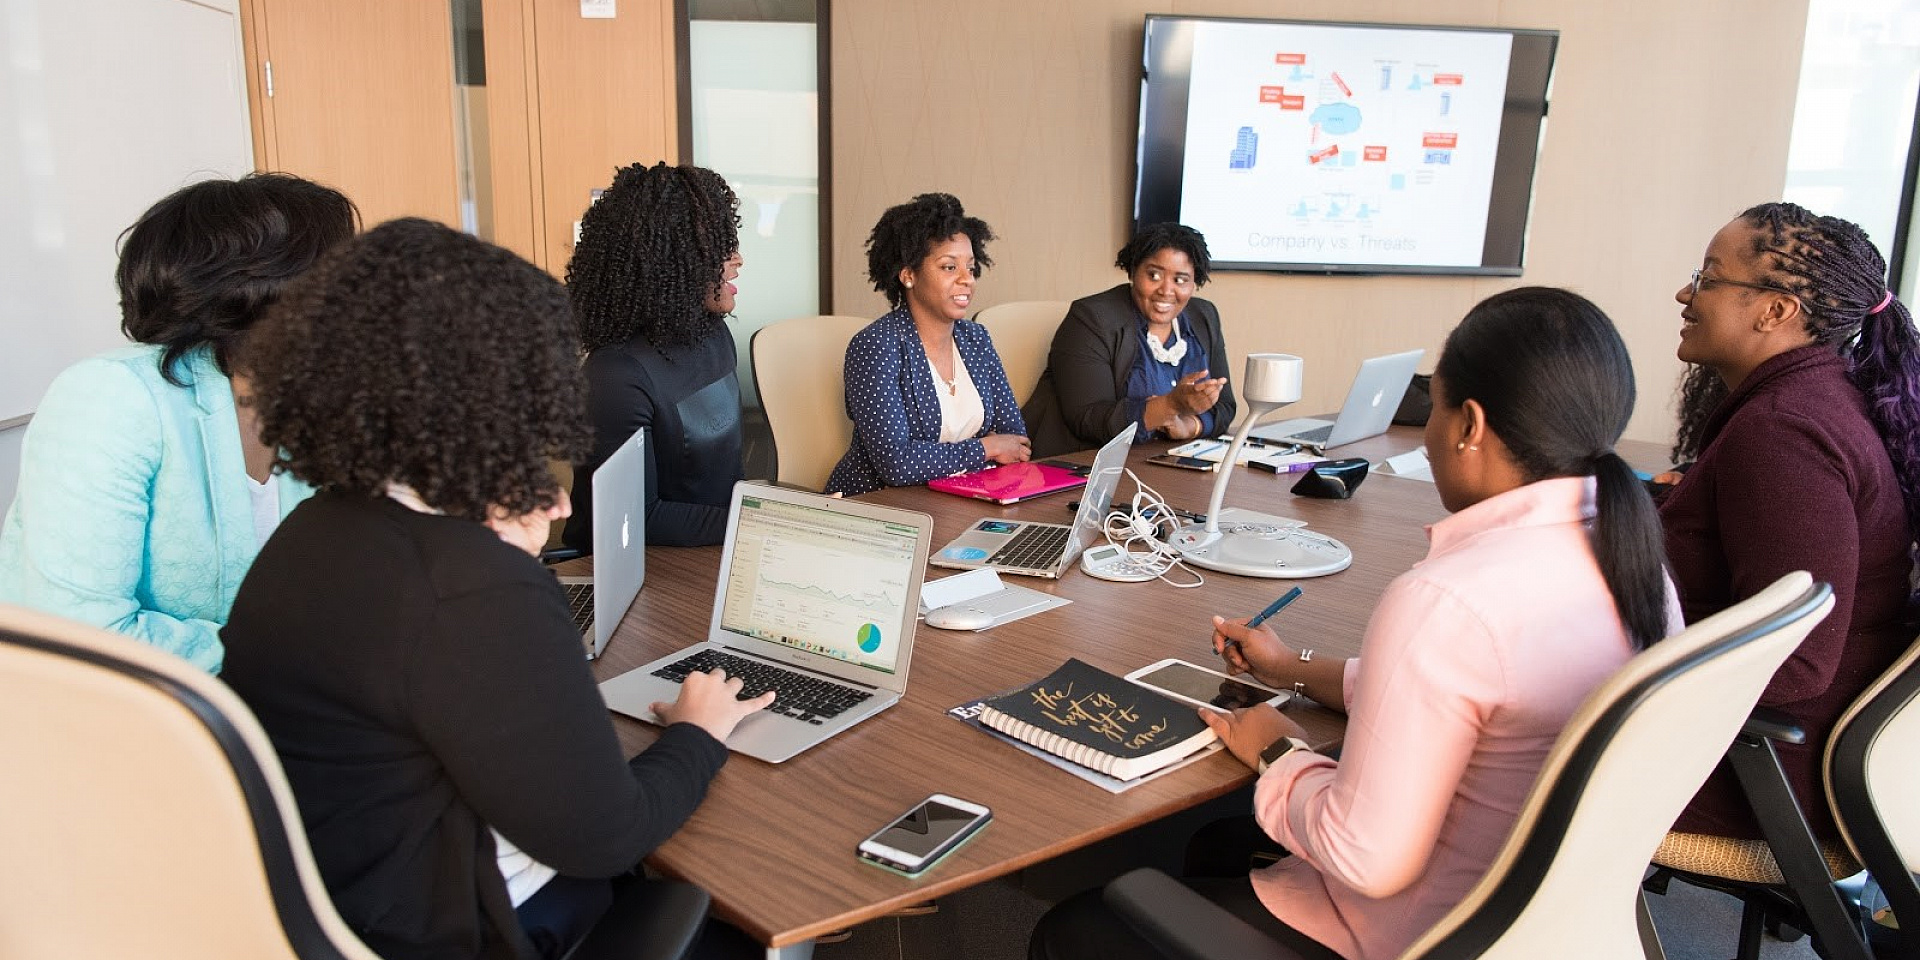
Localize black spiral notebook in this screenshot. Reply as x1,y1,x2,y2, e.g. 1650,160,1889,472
976,659,1217,781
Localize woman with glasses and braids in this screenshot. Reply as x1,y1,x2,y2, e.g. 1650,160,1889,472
1658,203,1919,849
1031,288,1677,960
563,162,746,549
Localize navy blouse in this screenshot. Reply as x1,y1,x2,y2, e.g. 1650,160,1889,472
826,308,1027,496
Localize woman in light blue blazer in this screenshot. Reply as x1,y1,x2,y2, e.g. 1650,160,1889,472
827,193,1029,496
0,173,356,672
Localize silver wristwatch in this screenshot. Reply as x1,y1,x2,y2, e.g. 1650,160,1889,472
1256,736,1312,774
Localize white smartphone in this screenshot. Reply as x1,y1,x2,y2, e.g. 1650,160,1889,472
1126,658,1291,712
856,793,992,876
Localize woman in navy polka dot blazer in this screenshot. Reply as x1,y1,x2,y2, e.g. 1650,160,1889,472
826,194,1030,496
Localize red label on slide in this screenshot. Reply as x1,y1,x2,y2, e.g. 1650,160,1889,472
1433,74,1464,85
1423,132,1458,148
1259,85,1285,103
1278,95,1305,110
1309,145,1340,164
1275,53,1306,64
1363,145,1388,161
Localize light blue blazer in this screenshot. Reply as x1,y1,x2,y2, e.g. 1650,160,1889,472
0,344,312,672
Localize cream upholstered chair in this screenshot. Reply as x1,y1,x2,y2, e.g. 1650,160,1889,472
751,314,870,491
1647,628,1920,960
0,603,710,960
1829,632,1920,957
1103,572,1834,960
973,300,1070,408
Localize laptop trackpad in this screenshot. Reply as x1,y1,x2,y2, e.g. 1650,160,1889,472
1251,417,1331,441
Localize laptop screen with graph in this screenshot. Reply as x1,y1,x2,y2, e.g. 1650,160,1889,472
716,493,921,677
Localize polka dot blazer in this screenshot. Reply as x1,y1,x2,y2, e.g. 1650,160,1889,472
826,307,1027,496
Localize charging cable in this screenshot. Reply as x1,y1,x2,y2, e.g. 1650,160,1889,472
1097,470,1204,588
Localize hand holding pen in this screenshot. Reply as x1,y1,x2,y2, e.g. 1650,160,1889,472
1211,587,1301,680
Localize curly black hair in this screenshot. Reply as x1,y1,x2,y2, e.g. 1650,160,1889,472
865,193,995,309
568,163,741,353
247,218,589,520
117,172,357,385
1116,222,1211,285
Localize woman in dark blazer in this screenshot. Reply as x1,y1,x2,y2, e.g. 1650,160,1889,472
826,193,1029,496
1024,223,1236,458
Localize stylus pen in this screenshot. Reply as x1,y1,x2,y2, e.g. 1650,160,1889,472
1219,586,1303,658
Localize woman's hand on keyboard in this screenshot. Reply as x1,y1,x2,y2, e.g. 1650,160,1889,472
653,668,777,742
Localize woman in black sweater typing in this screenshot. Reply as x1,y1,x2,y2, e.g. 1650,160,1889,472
221,219,772,960
564,162,747,549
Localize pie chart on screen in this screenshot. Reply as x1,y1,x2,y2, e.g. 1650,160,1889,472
857,624,883,654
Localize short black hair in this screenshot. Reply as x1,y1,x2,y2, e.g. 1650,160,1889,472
569,162,741,353
865,193,994,309
248,218,589,521
1116,223,1211,285
117,172,357,385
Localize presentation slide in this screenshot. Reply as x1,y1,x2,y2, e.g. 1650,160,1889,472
1177,21,1513,268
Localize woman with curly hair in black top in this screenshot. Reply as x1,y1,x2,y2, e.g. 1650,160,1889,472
826,192,1029,495
222,219,772,960
564,162,746,549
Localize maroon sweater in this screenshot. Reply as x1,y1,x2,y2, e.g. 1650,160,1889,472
1660,344,1913,841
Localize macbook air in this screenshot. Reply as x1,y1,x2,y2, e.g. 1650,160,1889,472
1251,349,1425,453
597,482,934,763
558,428,646,660
929,424,1136,578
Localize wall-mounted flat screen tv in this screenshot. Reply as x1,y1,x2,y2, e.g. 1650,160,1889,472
1135,16,1558,276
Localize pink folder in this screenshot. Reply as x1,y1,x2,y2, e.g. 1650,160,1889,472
926,462,1088,505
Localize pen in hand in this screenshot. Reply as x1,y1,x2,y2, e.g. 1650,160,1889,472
1217,586,1303,661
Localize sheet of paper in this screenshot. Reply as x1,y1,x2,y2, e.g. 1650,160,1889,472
1170,437,1319,469
1378,448,1434,482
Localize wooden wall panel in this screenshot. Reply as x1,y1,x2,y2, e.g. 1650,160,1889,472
244,0,461,228
830,0,1808,447
529,0,680,269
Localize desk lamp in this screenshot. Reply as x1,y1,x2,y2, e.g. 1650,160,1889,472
1169,353,1354,578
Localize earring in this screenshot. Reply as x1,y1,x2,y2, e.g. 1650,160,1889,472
905,281,914,288
1456,442,1466,452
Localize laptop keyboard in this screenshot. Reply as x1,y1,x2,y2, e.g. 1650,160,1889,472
650,649,872,724
1286,424,1334,445
563,583,593,632
987,524,1071,570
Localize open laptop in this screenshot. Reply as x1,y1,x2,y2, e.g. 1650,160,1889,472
557,428,646,660
597,482,934,763
930,424,1136,578
1251,349,1425,453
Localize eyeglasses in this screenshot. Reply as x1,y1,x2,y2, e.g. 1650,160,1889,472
1689,269,1802,301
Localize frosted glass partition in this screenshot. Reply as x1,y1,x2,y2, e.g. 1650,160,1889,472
1783,0,1920,283
689,19,821,407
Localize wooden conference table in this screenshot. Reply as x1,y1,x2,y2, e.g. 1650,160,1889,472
583,428,1666,957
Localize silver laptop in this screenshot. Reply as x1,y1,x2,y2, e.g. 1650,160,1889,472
930,424,1136,578
1251,349,1425,453
598,482,934,763
557,428,646,660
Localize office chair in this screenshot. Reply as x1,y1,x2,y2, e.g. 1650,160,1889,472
0,603,710,960
1647,629,1920,960
1828,632,1920,958
1102,572,1834,960
972,300,1070,408
751,314,869,491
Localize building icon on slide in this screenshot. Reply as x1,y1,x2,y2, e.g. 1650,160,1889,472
1229,126,1258,169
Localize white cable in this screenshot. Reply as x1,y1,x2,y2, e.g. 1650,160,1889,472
1097,469,1204,588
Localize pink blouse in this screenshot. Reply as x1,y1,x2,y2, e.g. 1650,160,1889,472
1249,476,1676,960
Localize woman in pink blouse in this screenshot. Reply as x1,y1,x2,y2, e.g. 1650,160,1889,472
1030,287,1679,960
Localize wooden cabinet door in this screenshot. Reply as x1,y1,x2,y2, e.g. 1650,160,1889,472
243,0,461,229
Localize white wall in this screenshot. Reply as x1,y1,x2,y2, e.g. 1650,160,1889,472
0,0,255,422
0,424,23,518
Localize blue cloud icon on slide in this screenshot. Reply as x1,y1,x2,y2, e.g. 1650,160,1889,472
1309,103,1362,135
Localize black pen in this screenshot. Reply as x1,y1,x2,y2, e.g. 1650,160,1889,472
1218,586,1303,659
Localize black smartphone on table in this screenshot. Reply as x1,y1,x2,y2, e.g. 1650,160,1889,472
856,794,992,876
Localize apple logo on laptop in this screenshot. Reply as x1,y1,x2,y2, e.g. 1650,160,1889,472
1370,388,1386,407
621,514,632,549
